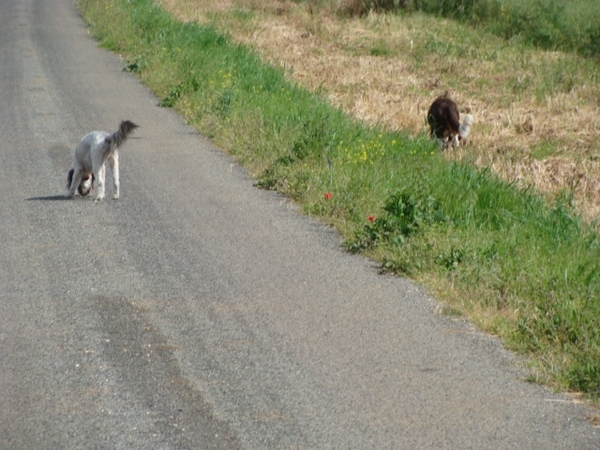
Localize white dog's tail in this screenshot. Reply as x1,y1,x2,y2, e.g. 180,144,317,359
105,120,139,150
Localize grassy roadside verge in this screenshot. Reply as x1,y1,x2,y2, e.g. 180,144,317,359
77,0,600,398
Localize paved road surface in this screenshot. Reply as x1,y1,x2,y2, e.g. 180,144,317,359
1,0,598,448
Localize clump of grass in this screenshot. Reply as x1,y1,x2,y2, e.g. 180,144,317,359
78,0,600,398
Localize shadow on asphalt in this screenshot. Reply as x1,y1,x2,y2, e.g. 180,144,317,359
26,195,71,201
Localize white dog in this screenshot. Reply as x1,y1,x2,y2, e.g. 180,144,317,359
66,120,138,201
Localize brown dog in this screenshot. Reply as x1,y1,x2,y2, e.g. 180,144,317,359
427,96,472,150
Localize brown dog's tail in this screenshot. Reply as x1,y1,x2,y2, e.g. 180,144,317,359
459,114,473,141
105,120,139,150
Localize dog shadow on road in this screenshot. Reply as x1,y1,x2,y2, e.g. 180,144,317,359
26,195,72,201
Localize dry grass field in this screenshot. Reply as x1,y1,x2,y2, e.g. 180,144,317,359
160,0,600,221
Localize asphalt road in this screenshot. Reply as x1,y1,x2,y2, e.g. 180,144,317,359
1,0,598,448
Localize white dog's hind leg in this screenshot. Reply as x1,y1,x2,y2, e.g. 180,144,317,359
66,169,83,198
108,153,120,199
94,164,106,201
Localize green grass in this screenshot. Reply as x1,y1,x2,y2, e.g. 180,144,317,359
480,0,600,57
77,0,600,398
349,0,600,57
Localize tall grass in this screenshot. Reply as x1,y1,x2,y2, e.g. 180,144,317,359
464,0,600,57
333,0,600,57
78,0,600,397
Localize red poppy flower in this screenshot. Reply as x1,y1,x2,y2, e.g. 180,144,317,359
368,215,375,222
324,192,332,200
